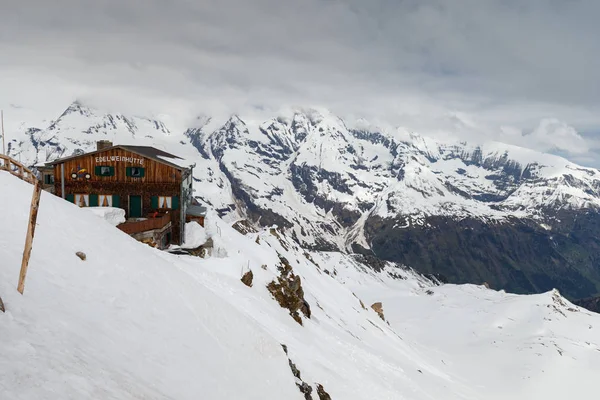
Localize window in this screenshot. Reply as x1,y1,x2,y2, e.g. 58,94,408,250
158,196,172,209
75,194,89,207
99,194,113,207
44,174,54,185
151,195,179,210
95,165,114,176
126,167,145,178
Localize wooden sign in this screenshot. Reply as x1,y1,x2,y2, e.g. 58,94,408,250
95,155,144,165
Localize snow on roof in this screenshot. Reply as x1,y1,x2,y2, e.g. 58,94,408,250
156,154,194,169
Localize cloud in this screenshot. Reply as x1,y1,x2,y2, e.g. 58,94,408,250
1,0,600,162
500,119,589,155
527,119,589,155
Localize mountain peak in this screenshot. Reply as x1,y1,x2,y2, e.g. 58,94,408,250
61,100,95,119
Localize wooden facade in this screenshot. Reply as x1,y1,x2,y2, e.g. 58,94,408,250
49,145,193,245
37,164,56,193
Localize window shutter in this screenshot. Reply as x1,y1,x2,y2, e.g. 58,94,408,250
94,166,102,176
151,196,159,209
139,168,145,177
112,195,121,208
109,166,115,176
66,194,74,203
89,194,99,207
172,196,180,210
126,167,132,177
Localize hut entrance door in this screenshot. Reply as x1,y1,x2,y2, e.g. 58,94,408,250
129,195,142,218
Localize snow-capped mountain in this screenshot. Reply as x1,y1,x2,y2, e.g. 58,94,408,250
7,101,171,166
7,101,600,302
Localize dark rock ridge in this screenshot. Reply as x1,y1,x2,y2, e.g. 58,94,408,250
364,212,600,300
574,296,600,313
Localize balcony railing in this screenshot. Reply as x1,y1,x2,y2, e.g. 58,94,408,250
0,155,38,184
117,212,172,235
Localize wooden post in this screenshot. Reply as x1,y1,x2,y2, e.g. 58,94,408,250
17,179,42,294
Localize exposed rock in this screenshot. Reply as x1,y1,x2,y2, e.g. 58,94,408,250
289,360,301,380
186,237,214,258
297,382,313,400
187,246,208,258
316,384,332,400
241,270,254,287
231,219,258,235
76,251,86,261
267,257,311,325
281,344,314,400
574,295,600,314
269,228,290,251
352,292,368,310
303,252,321,269
371,302,385,321
0,295,4,313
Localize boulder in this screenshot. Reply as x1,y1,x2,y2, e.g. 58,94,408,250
241,270,254,287
371,302,385,321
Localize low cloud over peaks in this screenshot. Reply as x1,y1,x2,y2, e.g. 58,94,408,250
1,0,600,163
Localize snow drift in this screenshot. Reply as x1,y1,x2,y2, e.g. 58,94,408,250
0,172,300,399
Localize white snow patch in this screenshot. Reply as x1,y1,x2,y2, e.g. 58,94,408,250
181,221,208,249
82,206,126,226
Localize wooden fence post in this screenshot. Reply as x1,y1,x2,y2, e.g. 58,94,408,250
17,179,42,294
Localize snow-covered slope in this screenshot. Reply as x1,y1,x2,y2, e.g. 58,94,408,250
1,170,600,399
0,172,300,399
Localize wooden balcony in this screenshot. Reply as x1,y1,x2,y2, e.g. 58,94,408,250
117,212,172,235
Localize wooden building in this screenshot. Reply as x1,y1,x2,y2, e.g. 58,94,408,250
47,141,196,247
36,164,56,193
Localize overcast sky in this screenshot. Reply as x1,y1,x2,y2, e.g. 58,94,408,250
1,0,600,165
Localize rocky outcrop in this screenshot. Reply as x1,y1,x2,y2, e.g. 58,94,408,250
241,270,253,287
371,302,385,321
231,219,258,235
0,295,5,313
282,344,314,400
316,384,332,400
267,257,311,325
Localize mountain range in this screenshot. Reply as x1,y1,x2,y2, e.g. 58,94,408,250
7,101,600,303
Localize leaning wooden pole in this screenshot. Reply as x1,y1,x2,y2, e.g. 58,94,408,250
17,179,42,294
